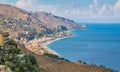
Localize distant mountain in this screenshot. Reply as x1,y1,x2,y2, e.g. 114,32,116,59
33,12,78,30
0,4,78,39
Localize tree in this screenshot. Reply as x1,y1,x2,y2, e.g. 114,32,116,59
27,54,37,65
15,67,20,72
0,58,4,64
5,61,15,71
18,62,26,72
8,48,21,54
5,39,16,45
5,39,17,48
77,60,82,63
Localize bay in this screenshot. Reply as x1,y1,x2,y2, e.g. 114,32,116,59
48,23,120,71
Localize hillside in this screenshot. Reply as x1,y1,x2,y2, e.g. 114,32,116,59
0,4,78,39
0,4,28,19
0,4,116,72
17,42,115,72
0,33,115,72
33,12,78,30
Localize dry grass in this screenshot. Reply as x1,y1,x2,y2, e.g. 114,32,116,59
16,42,115,72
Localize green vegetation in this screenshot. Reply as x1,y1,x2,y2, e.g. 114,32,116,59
44,53,70,61
0,39,43,72
77,60,87,64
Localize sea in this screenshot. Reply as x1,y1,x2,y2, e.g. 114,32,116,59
48,23,120,71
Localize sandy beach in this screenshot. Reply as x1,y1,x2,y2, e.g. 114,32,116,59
41,36,71,56
20,31,72,56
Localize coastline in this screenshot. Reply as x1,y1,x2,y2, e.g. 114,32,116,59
44,35,72,56
20,31,73,56
40,34,73,56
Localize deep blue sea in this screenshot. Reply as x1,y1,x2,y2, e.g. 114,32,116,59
48,23,120,71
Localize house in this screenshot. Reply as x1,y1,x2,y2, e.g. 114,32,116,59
0,32,10,46
0,33,4,46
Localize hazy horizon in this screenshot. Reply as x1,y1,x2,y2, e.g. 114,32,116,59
0,0,120,23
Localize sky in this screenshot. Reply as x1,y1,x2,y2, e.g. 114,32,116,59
0,0,120,23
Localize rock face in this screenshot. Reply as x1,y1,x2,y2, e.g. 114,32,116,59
34,12,78,30
0,4,78,37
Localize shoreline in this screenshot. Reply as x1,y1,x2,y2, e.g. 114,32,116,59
20,31,73,56
40,35,72,56
44,35,72,56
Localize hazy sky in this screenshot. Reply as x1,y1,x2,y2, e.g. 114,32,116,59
1,0,120,23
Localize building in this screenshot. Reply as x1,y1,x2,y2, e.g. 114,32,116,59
0,32,9,46
0,33,4,46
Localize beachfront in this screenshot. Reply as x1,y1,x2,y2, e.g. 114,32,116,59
16,31,72,56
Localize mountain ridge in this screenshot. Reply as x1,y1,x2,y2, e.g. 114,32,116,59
0,4,79,39
0,4,116,72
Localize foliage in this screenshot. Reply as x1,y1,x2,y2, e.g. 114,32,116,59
5,39,17,47
99,65,106,68
44,53,70,61
27,54,37,65
8,48,21,54
15,67,20,72
77,60,82,63
0,58,4,64
0,39,41,72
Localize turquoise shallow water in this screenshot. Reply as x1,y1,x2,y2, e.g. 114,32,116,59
48,23,120,71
